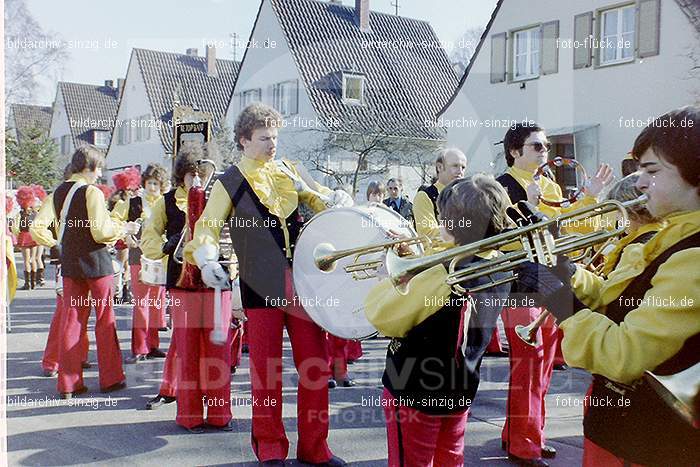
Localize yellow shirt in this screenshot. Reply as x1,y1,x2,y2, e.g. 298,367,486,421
506,166,599,233
30,174,125,248
141,186,188,261
562,210,700,384
184,157,331,265
412,181,455,253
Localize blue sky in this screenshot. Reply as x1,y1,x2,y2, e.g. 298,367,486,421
26,0,497,105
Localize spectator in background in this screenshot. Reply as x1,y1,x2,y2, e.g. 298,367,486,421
383,177,414,223
366,180,386,204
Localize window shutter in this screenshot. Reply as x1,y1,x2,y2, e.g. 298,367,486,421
541,20,560,75
573,12,593,69
267,84,276,107
490,32,507,83
290,80,299,115
637,0,660,58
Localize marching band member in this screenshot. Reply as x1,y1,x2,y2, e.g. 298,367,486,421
5,196,18,303
365,174,512,467
184,103,351,465
412,148,467,253
14,186,40,290
32,185,48,287
30,145,139,398
37,164,90,377
495,122,613,466
114,164,169,363
514,106,700,466
110,167,141,303
141,146,233,431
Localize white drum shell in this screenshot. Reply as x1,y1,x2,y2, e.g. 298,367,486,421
293,204,421,340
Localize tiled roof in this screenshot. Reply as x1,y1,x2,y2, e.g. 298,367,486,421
270,0,458,140
10,104,52,141
58,81,119,147
133,48,239,153
675,0,700,35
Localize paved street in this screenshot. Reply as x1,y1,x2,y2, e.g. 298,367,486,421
6,260,589,466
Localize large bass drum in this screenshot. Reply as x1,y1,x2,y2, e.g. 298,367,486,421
293,203,423,340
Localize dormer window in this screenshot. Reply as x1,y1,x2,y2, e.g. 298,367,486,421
342,72,365,105
93,130,110,148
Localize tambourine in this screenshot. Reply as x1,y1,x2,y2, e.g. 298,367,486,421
534,157,589,208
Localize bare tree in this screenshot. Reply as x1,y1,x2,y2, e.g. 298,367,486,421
450,27,485,76
4,0,68,107
285,116,440,196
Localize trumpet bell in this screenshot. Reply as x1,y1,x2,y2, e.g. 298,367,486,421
313,243,338,272
515,324,538,346
644,362,700,425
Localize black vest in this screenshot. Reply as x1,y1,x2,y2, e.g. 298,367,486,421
382,264,512,416
163,190,186,290
495,172,528,204
416,184,439,220
584,231,700,466
53,182,113,279
127,197,143,265
218,165,304,309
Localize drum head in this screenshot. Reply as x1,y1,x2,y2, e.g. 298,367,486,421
293,204,420,340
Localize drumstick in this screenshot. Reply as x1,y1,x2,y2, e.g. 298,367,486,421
210,285,226,344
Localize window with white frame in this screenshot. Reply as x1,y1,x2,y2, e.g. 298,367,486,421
273,80,298,116
342,73,365,104
93,130,110,148
513,27,540,80
600,4,635,65
240,89,262,110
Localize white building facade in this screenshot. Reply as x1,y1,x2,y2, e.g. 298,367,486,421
440,0,700,178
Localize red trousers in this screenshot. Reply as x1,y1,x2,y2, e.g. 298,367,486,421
501,307,557,460
246,269,333,463
170,289,232,429
382,388,468,467
345,340,363,362
553,328,566,366
326,334,348,380
583,438,645,467
486,327,504,353
230,324,243,369
129,265,163,355
159,334,178,398
59,276,124,393
43,294,88,372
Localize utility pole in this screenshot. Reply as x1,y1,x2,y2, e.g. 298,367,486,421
391,0,400,15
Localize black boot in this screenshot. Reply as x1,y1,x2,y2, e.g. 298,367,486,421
30,270,36,289
37,268,46,286
21,271,31,290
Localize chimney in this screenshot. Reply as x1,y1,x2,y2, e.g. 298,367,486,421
186,48,198,56
117,78,125,97
355,0,370,32
206,44,217,77
104,79,114,88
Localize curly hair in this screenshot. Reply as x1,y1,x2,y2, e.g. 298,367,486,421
141,163,168,188
173,144,204,187
234,103,282,151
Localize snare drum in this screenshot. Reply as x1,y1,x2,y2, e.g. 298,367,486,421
293,203,422,340
139,256,166,286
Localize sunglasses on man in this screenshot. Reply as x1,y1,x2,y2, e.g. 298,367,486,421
523,142,552,153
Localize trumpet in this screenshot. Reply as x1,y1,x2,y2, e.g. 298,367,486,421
388,196,647,297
